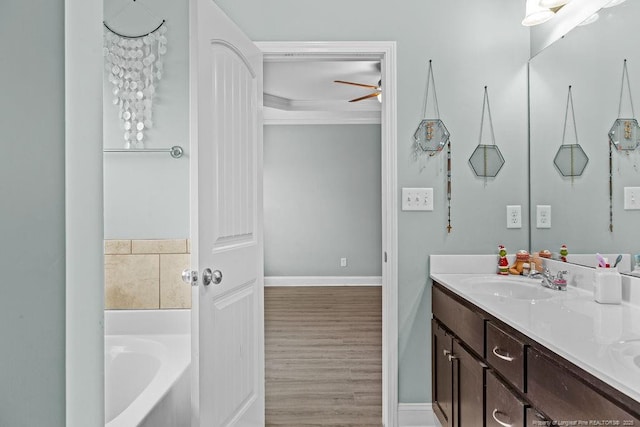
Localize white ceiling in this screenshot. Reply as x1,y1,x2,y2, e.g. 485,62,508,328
263,60,382,118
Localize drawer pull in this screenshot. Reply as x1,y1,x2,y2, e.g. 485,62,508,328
492,409,514,427
492,346,515,362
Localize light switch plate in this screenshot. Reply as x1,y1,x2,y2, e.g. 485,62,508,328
506,205,522,229
624,187,640,210
402,188,434,211
536,205,551,228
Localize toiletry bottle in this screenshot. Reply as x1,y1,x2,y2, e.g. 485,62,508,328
632,254,640,276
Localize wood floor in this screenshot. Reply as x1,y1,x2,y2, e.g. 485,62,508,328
265,286,382,427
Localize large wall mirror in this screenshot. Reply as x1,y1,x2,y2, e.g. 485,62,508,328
530,0,640,273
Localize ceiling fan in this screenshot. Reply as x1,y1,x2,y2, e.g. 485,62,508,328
334,79,382,103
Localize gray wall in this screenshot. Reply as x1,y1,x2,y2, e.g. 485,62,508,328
103,0,189,239
0,1,66,425
215,0,530,403
264,125,382,277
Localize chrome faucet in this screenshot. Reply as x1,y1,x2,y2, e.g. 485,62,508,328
529,268,568,291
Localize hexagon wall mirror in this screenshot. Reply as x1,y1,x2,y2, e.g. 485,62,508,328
469,86,505,178
469,145,505,177
553,86,589,178
414,119,450,152
608,118,640,151
553,144,589,177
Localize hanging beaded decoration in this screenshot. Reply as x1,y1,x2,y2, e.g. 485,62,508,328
446,141,452,233
103,18,167,148
609,140,614,232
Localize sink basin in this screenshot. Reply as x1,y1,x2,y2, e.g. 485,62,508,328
609,339,640,371
460,276,555,301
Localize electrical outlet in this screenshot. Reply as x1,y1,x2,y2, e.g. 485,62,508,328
401,188,434,211
340,257,347,267
624,187,640,210
506,205,522,229
536,205,551,228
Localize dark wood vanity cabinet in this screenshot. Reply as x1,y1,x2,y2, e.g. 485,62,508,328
432,281,640,427
432,318,486,427
433,319,454,427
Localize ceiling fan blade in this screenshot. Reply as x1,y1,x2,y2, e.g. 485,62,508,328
349,92,380,103
334,80,379,89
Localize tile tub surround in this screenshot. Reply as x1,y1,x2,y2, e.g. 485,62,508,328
105,239,191,310
429,254,640,404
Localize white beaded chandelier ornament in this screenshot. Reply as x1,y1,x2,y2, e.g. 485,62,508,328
103,10,167,149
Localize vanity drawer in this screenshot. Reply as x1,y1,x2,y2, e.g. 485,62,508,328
486,322,526,393
486,370,527,427
527,348,640,424
432,283,486,357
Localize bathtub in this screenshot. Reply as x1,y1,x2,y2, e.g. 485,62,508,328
105,310,191,427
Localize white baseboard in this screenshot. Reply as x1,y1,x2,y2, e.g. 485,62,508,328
264,276,382,287
398,403,439,427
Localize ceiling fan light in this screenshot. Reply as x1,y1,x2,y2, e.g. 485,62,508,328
538,0,570,8
522,0,555,26
377,93,382,103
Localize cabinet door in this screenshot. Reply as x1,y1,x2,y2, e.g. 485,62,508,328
433,319,454,427
452,339,487,427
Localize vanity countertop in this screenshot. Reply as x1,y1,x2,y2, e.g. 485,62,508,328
431,272,640,403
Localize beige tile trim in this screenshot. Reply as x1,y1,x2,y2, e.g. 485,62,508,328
131,239,187,254
104,240,132,255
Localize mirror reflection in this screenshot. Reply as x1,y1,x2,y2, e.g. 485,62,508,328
529,0,640,274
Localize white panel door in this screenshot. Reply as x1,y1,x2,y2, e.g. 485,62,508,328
189,0,264,426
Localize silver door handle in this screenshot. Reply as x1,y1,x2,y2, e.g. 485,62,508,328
182,268,223,286
492,346,515,362
202,268,223,286
492,409,514,427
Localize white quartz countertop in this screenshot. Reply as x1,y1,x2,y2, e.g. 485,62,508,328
430,272,640,403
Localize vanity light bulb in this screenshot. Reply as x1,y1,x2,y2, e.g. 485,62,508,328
522,0,555,26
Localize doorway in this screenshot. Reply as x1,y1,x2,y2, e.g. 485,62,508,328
258,41,398,426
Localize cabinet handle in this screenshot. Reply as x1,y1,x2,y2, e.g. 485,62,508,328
448,354,458,362
492,409,514,427
492,346,515,362
443,349,451,357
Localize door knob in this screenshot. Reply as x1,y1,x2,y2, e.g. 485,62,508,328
202,268,223,286
182,268,223,286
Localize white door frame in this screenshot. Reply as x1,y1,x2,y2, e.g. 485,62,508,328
257,41,398,427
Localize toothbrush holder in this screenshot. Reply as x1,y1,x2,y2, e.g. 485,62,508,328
593,266,622,304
